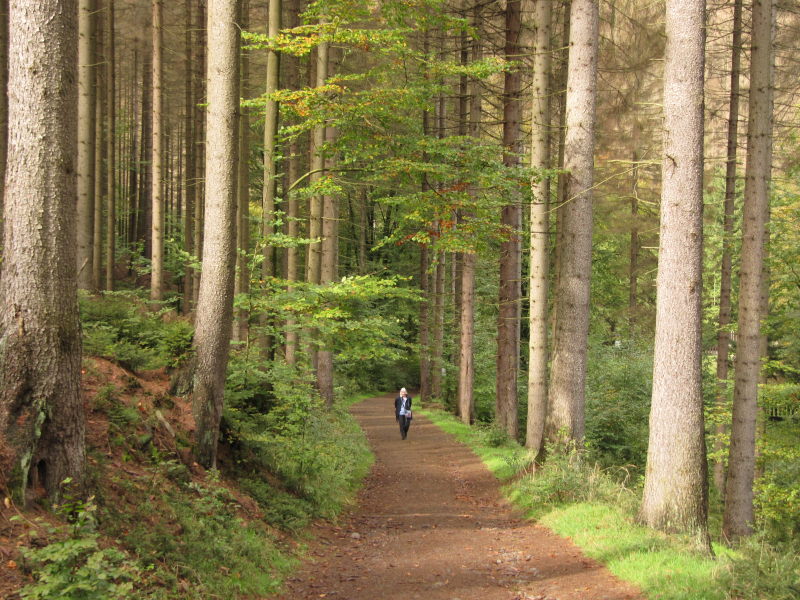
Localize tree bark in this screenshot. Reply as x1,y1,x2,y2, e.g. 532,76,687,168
639,0,709,545
0,0,84,504
431,252,446,400
150,0,164,301
92,9,105,291
723,0,774,542
546,0,598,446
712,0,742,495
318,125,338,407
235,0,251,342
306,33,328,288
192,0,240,469
182,0,195,309
192,0,207,307
496,0,523,438
77,0,96,290
261,0,281,281
527,0,553,453
0,0,7,256
105,0,116,291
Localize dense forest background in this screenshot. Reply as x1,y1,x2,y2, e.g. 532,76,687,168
0,0,798,598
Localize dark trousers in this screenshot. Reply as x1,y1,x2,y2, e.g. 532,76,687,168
397,415,411,439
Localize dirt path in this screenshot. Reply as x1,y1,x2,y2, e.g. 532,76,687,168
275,396,643,600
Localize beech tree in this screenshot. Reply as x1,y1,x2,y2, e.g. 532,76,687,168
0,0,84,503
723,0,775,541
191,0,240,469
639,0,709,544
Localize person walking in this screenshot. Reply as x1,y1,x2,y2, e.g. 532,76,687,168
394,387,413,440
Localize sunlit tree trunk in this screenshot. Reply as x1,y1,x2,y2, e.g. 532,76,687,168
92,9,105,291
546,0,598,446
235,0,250,341
192,0,240,469
0,0,84,504
527,0,552,453
712,0,742,495
723,0,774,542
261,0,280,282
150,0,164,301
431,251,446,400
457,2,482,425
105,0,116,291
0,0,7,256
77,0,96,290
181,0,195,310
192,0,207,307
640,0,709,546
318,126,338,407
496,0,523,438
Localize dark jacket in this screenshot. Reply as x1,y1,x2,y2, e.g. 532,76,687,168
394,395,412,419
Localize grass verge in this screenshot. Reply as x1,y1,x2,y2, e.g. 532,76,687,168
420,406,729,600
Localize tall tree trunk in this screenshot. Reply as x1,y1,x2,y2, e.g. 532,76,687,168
139,54,153,260
723,0,774,542
192,0,240,469
306,33,327,288
527,0,553,453
640,0,709,545
431,252,446,400
127,52,140,252
192,0,207,307
182,0,195,309
77,0,96,290
150,0,164,301
318,126,338,407
629,124,640,326
0,0,84,504
0,0,7,256
457,2,482,425
92,9,106,291
713,0,742,495
419,243,431,401
283,0,301,365
261,0,280,282
546,0,598,446
496,0,523,438
105,0,116,291
235,0,251,341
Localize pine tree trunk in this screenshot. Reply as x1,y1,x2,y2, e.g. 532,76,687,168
713,0,742,495
192,0,207,307
317,125,338,407
92,12,106,291
105,0,116,291
431,252,446,400
527,0,553,453
640,0,709,545
182,0,195,310
306,34,327,287
235,0,251,342
629,125,640,326
419,243,431,402
723,0,774,542
192,0,240,469
77,0,96,290
150,0,164,301
496,0,523,438
0,1,7,255
261,0,280,281
546,0,598,446
139,55,153,259
0,0,84,504
457,4,482,425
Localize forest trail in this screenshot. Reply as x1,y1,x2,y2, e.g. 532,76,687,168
275,396,643,600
